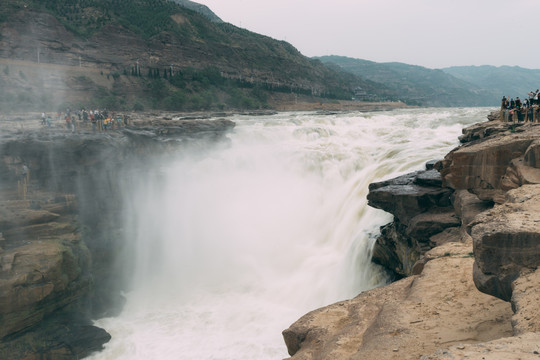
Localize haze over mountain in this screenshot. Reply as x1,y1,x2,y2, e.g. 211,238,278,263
442,65,540,101
316,56,497,107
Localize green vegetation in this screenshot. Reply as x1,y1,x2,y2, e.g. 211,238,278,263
317,55,497,107
0,0,397,111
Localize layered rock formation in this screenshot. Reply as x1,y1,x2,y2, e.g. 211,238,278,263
0,114,234,359
283,112,540,359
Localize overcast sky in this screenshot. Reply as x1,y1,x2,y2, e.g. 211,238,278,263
195,0,540,69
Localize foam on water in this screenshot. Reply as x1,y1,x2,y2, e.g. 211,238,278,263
89,107,488,360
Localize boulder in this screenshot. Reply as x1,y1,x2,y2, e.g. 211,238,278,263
470,185,540,302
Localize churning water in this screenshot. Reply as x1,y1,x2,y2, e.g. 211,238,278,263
89,107,489,360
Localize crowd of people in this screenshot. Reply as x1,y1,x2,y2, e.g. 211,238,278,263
40,108,129,133
500,91,540,123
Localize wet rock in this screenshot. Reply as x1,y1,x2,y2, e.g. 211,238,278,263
415,169,443,187
371,220,419,277
368,170,458,277
368,171,453,225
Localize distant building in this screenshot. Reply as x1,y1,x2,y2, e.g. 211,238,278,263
352,86,369,100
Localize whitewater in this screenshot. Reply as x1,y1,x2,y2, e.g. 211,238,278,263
88,107,489,360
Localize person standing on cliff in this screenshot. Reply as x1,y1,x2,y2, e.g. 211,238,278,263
501,96,507,110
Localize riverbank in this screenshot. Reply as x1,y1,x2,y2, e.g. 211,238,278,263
283,112,540,359
0,116,235,359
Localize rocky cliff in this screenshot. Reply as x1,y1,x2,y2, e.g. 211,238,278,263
283,112,540,359
0,113,234,359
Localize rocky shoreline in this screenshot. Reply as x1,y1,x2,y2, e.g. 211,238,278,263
283,112,540,359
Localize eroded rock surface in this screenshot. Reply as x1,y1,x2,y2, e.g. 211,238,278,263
470,185,540,302
283,241,513,360
438,123,540,202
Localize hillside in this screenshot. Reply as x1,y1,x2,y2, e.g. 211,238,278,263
171,0,223,22
0,0,394,112
442,65,540,100
317,56,497,107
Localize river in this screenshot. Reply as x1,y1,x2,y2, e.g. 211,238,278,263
88,107,490,360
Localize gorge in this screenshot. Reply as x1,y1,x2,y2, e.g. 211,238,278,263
4,107,533,359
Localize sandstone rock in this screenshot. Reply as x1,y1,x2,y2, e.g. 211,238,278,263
406,207,460,244
371,220,419,277
428,226,463,248
511,268,540,335
0,239,91,338
440,125,540,201
487,110,501,121
470,185,540,301
523,138,540,167
368,171,452,225
283,242,512,360
422,332,540,360
0,204,60,231
457,119,509,143
451,190,492,228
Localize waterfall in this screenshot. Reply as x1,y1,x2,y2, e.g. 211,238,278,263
89,107,487,360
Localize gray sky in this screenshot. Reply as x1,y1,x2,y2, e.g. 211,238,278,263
195,0,540,69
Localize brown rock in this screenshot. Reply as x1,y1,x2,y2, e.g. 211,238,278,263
283,242,512,360
452,190,492,228
0,239,91,338
440,125,540,201
470,185,540,301
423,333,540,359
511,268,540,335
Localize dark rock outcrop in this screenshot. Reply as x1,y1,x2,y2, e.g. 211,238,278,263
367,166,461,277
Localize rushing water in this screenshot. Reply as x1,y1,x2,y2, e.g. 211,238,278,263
89,107,489,360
